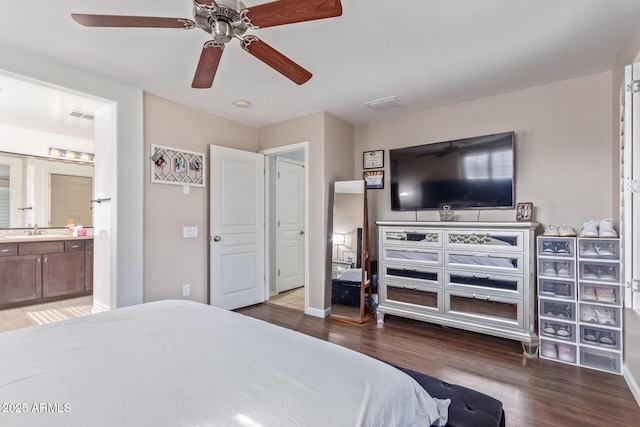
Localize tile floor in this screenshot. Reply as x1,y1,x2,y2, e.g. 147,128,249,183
267,286,304,311
0,295,93,334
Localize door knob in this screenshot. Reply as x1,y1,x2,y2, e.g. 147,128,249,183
213,235,221,242
299,230,305,235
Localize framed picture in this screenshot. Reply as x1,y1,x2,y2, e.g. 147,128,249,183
342,250,357,264
363,170,384,190
516,202,533,221
363,150,384,169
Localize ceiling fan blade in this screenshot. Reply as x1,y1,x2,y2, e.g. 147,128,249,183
241,37,312,85
244,0,342,28
192,42,224,89
71,14,196,29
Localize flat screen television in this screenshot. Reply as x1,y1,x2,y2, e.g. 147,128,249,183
390,131,515,210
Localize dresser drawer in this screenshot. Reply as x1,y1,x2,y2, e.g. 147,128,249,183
382,263,440,286
445,290,523,330
382,281,442,314
0,243,18,257
445,250,523,275
444,270,523,297
445,230,524,253
380,228,442,248
382,247,441,267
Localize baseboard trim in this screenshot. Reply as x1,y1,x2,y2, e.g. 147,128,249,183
305,306,329,318
623,364,640,407
91,301,110,314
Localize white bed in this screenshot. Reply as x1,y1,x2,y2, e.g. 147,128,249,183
0,300,449,426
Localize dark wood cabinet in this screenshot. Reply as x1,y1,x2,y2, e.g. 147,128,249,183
0,238,93,308
0,254,42,305
85,239,94,291
43,251,85,298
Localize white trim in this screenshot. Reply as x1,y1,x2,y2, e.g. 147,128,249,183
306,306,331,318
261,142,310,315
623,364,640,407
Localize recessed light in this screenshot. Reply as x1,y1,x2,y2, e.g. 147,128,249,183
233,99,250,109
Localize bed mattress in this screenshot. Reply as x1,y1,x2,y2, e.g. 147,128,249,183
0,300,449,426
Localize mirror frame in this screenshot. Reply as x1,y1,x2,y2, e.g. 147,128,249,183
330,180,374,325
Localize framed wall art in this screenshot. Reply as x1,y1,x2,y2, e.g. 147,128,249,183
516,202,533,221
363,150,384,169
363,170,384,190
151,144,205,187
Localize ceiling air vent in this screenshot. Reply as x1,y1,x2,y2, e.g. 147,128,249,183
365,95,406,112
69,110,95,121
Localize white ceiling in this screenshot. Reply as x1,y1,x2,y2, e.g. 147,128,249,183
0,0,640,135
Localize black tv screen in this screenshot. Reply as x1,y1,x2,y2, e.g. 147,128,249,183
390,132,515,211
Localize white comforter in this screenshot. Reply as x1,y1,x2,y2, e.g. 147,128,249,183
0,300,448,426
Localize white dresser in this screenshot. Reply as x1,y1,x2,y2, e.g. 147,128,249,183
377,221,539,354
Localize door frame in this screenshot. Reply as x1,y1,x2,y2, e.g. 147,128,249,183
261,142,309,313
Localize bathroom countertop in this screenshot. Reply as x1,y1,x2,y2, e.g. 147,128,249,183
0,235,94,244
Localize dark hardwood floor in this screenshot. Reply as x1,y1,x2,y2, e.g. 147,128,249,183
237,303,640,427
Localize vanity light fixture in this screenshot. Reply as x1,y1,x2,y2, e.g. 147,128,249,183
49,147,94,164
333,233,346,245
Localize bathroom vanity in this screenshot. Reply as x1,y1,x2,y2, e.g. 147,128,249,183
0,236,93,308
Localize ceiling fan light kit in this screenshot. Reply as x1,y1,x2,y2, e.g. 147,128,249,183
71,0,342,89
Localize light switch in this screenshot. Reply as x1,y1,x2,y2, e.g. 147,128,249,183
183,226,198,238
183,185,190,194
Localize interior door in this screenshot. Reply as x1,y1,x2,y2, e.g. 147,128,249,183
275,157,305,294
209,145,265,310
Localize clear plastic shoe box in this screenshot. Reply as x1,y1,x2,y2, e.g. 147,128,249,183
579,325,621,351
540,338,577,365
578,302,621,328
539,279,575,299
578,260,620,283
577,239,620,260
538,258,576,279
537,237,575,258
541,319,576,342
580,346,621,374
539,299,576,322
578,282,620,305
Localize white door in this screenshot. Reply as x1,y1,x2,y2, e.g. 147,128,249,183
622,64,640,310
276,157,305,293
210,145,265,310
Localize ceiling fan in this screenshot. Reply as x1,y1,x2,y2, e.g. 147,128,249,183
71,0,342,89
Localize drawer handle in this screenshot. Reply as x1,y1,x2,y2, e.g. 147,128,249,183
403,285,418,290
402,267,417,272
1,249,9,253
472,294,491,301
71,245,80,249
472,273,490,279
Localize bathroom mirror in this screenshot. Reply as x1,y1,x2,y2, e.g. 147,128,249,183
330,180,374,325
0,151,94,229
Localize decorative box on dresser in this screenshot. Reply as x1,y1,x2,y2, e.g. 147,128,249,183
376,221,539,355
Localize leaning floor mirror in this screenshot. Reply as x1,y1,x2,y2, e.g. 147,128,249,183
330,180,374,325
